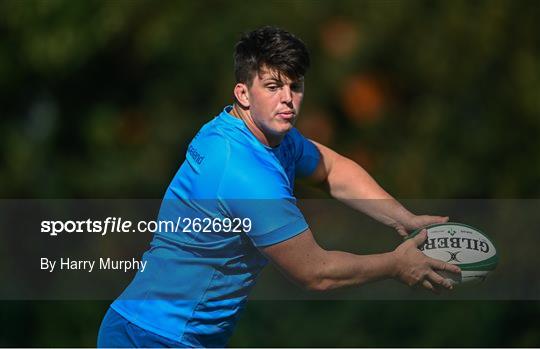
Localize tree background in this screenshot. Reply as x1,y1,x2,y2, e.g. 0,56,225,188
1,0,539,346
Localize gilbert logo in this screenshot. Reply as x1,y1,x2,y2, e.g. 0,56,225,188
420,236,489,253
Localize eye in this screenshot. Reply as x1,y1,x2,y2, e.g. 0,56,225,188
291,82,304,92
266,85,279,91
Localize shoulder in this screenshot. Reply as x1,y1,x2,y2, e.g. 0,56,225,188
186,120,232,172
220,141,292,199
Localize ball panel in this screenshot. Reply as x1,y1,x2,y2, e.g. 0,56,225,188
458,255,499,271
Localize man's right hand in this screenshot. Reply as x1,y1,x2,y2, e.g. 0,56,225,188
392,229,461,293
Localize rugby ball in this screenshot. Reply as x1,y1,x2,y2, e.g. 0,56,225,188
410,222,498,284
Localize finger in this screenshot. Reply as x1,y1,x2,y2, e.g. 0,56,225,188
433,283,443,294
419,215,449,226
412,229,428,246
427,271,453,290
397,227,408,238
421,279,440,294
430,259,461,275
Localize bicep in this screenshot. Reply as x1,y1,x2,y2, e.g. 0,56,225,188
261,228,326,289
307,140,341,183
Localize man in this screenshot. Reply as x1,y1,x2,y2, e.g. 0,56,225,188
98,26,460,348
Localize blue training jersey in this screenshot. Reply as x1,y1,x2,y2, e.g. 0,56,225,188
111,106,320,347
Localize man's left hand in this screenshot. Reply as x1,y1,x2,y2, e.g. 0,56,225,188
391,214,449,238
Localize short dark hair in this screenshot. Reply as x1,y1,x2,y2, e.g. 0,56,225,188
234,26,310,86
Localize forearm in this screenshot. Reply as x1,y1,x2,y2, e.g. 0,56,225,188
328,156,413,227
313,249,397,291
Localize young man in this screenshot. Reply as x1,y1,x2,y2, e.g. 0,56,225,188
98,26,461,348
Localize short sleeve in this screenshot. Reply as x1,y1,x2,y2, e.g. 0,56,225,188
288,128,321,177
224,197,309,247
218,144,309,248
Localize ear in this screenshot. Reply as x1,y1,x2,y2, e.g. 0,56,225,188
233,83,250,108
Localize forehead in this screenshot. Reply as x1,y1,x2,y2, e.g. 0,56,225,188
256,67,303,83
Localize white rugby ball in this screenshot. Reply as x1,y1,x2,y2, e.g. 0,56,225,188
411,222,498,284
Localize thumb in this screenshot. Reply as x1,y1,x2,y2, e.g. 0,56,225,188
412,229,428,247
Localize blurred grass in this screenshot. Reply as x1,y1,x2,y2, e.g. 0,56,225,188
1,301,539,347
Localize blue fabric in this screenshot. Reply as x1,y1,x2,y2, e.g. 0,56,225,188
109,106,320,347
97,307,189,348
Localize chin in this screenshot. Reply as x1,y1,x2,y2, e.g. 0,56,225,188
263,120,294,140
275,124,293,135
275,119,295,131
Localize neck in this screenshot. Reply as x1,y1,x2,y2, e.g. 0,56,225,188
230,104,282,147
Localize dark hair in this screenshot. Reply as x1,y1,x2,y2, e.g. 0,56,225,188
234,26,310,86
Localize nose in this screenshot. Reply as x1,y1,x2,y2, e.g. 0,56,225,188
280,85,293,104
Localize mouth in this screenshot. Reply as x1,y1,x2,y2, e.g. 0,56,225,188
275,111,296,120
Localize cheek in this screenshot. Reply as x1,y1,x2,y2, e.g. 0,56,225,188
250,91,273,108
257,96,279,114
293,94,304,108
249,97,273,122
251,100,269,117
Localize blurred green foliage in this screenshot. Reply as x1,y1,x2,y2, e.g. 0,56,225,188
1,0,539,346
2,0,540,199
